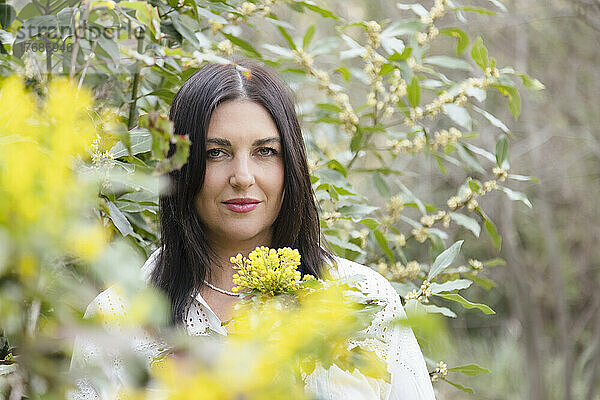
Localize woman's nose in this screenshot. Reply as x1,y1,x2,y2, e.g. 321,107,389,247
229,155,255,188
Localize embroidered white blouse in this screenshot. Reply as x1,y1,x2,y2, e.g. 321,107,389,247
70,248,436,400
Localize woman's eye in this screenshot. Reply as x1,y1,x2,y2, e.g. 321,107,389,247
257,147,278,157
207,149,224,158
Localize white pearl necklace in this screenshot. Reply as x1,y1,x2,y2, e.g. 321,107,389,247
203,280,240,297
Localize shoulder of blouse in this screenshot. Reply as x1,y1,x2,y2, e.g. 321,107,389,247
325,255,403,310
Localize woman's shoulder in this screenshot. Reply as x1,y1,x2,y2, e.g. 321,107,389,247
84,247,162,323
326,255,403,311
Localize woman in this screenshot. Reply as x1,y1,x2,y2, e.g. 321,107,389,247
71,59,436,399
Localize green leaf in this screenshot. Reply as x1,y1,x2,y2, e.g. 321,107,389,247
359,218,379,230
15,15,57,43
303,24,315,49
325,234,364,257
423,56,472,71
449,212,481,237
439,27,469,55
170,13,200,48
278,26,297,50
422,304,457,318
222,32,261,58
326,159,347,177
106,200,142,240
374,173,391,198
443,378,474,393
453,6,495,15
492,84,521,119
470,36,489,70
428,240,464,280
456,144,486,174
430,279,472,294
336,66,351,81
0,3,17,30
495,134,508,168
448,363,491,376
350,129,363,153
296,1,338,19
508,174,540,184
483,257,506,266
467,274,496,290
317,103,342,113
435,293,495,314
519,73,545,90
110,128,153,158
373,229,395,263
484,217,502,249
472,105,509,133
442,104,471,130
338,204,378,220
499,186,532,208
408,76,420,108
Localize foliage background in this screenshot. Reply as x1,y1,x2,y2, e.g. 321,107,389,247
0,0,599,399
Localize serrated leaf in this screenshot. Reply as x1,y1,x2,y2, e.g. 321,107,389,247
439,27,469,55
449,212,480,237
435,293,495,314
428,240,464,280
430,279,472,294
408,76,420,108
449,363,491,376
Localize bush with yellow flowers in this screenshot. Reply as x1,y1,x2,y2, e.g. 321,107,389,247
138,272,389,400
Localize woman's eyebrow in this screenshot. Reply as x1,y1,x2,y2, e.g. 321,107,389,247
206,137,281,146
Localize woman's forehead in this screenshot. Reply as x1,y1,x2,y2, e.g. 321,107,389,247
207,99,281,141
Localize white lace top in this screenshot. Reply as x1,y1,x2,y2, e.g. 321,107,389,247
70,248,436,400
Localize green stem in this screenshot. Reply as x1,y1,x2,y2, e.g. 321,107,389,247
127,32,145,130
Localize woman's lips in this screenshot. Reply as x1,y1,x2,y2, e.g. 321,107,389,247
223,202,259,213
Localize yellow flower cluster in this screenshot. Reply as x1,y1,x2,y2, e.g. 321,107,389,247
143,281,386,399
231,247,313,295
0,76,108,262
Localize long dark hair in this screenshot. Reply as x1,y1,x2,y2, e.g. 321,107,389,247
151,59,335,324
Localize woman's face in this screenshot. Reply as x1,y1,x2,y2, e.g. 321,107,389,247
195,99,285,248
